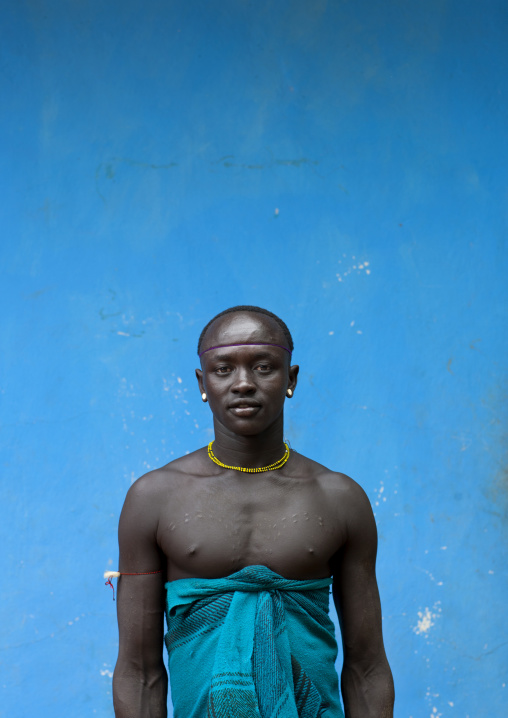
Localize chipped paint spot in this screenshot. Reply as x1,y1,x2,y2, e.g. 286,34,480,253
414,602,442,635
373,480,388,507
414,607,434,634
335,256,372,282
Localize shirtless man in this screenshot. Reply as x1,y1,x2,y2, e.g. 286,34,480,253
112,306,394,717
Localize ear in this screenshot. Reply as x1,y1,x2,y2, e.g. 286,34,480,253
195,368,205,395
287,364,299,394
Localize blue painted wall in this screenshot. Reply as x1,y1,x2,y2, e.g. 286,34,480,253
1,1,507,716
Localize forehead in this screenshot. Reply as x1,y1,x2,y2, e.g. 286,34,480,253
202,312,286,348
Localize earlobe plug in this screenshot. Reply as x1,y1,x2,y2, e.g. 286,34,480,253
201,393,207,402
286,389,293,398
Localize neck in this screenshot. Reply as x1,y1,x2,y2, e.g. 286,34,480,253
211,415,286,469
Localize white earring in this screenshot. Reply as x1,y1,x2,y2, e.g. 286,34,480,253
286,389,293,398
201,393,207,402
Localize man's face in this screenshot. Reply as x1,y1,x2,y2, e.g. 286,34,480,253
196,312,298,437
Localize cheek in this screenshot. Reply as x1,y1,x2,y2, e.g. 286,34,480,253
203,378,230,404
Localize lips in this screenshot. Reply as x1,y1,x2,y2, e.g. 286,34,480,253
229,401,261,417
229,400,260,409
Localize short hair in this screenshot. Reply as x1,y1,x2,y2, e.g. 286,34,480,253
197,305,294,355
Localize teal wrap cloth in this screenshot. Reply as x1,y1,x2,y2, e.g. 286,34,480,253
165,565,344,718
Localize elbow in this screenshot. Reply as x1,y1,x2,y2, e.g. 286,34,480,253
114,656,167,688
343,649,393,684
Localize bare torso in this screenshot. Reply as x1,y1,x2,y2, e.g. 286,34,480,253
139,448,352,582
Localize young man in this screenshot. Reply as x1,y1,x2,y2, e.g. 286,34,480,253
112,306,394,718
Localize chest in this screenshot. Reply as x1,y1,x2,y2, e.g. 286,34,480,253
158,475,345,579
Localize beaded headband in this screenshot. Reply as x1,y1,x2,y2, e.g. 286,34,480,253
199,342,292,358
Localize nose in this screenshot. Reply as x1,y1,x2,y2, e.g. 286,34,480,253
231,367,256,394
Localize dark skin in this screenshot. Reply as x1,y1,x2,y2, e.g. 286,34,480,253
113,311,395,718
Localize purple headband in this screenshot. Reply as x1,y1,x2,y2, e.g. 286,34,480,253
199,342,292,358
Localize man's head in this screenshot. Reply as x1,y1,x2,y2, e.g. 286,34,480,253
197,305,294,357
195,306,298,437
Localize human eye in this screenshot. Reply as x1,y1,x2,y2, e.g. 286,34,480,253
215,365,232,375
254,363,272,373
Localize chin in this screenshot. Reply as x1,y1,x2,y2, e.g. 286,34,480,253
227,421,267,437
225,415,283,438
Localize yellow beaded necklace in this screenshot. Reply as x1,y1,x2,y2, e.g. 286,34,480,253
207,441,290,473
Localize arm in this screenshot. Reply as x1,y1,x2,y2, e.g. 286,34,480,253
113,474,168,718
331,482,394,718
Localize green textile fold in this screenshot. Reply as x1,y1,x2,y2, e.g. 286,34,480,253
165,565,344,718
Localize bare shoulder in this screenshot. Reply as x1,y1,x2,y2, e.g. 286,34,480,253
121,447,208,516
292,451,374,524
292,450,366,494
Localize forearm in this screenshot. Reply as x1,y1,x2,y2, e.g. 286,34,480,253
341,657,394,718
113,661,168,718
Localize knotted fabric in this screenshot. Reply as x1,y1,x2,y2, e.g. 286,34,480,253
165,565,344,717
